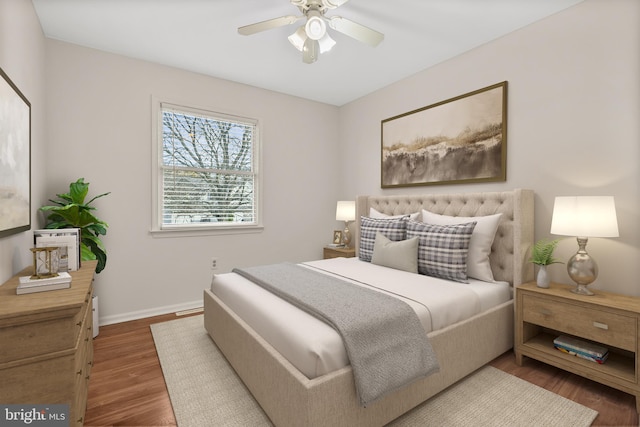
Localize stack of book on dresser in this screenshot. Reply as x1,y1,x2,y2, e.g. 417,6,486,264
553,335,609,364
17,273,72,295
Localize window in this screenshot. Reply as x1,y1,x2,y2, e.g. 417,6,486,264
153,102,261,233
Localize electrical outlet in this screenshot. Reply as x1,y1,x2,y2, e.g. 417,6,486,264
211,257,218,271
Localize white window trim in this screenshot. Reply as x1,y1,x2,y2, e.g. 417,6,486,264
150,96,263,237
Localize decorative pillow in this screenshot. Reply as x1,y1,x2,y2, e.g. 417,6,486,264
422,210,502,282
371,232,419,273
369,207,421,221
359,216,407,262
407,220,476,283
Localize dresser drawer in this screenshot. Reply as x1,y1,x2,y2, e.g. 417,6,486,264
0,313,78,363
522,294,637,352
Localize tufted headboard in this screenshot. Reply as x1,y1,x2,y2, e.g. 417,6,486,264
355,189,534,286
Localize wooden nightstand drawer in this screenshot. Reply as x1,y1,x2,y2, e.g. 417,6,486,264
323,247,355,259
522,294,636,352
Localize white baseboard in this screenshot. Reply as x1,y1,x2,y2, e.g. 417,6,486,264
98,299,203,326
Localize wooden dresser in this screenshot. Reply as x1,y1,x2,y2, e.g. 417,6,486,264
515,281,640,412
0,260,97,426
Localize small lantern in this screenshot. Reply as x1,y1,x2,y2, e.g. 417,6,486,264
30,247,60,279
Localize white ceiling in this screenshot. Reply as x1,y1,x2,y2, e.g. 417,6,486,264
32,0,583,106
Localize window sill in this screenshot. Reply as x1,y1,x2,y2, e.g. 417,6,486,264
150,224,264,238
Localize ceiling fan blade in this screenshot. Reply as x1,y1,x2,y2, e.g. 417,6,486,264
238,15,303,36
327,16,384,47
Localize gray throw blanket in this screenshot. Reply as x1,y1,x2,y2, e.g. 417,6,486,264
233,262,440,407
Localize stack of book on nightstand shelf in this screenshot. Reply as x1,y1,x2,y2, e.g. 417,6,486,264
553,335,609,364
17,273,72,295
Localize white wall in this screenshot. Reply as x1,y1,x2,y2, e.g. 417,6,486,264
0,0,46,283
44,41,341,323
339,0,640,296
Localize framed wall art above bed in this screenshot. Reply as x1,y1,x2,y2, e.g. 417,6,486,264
0,66,31,238
381,81,507,188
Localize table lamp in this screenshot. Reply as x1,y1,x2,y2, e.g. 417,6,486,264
550,196,619,295
335,201,355,247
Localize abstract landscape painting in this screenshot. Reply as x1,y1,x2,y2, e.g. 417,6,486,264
0,67,30,237
381,82,507,188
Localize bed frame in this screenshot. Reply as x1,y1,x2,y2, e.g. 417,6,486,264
204,189,534,426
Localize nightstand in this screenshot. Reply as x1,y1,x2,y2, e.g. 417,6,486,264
515,281,640,412
323,246,356,259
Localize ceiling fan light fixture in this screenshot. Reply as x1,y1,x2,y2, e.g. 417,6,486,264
305,13,326,40
302,38,319,63
239,0,384,64
288,26,306,51
318,32,336,53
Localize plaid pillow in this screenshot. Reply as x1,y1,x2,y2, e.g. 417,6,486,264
406,220,476,283
359,216,408,262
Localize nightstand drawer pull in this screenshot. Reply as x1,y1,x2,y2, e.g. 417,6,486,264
539,309,552,316
593,321,609,330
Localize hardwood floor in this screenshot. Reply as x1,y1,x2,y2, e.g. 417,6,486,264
84,312,639,426
489,353,638,427
84,313,184,426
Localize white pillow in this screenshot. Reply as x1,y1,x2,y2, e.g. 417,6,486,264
369,207,421,221
421,210,502,282
371,232,419,273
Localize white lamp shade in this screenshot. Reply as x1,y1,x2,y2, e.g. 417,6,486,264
288,26,306,51
550,196,619,238
336,201,355,222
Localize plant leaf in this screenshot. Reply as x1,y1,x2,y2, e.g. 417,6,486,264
529,238,562,265
69,178,89,204
85,192,111,206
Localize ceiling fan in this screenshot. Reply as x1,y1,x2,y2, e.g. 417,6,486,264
238,0,384,64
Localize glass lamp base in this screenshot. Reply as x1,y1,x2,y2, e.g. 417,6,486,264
571,284,595,296
342,223,352,247
568,237,597,296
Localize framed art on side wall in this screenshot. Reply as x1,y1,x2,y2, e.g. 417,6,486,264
381,81,507,188
0,67,31,237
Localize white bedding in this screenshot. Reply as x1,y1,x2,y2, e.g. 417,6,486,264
210,257,512,379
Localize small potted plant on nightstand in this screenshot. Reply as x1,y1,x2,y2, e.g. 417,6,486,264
529,238,562,288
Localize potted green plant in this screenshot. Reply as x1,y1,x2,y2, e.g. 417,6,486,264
529,238,562,288
40,178,110,273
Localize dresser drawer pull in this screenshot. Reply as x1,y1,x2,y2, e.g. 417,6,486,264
593,321,609,330
539,309,552,316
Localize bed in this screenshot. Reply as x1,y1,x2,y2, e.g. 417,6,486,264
203,189,534,426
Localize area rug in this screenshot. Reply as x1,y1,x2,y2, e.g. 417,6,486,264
151,315,598,427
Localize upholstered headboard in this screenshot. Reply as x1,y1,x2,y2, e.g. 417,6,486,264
355,189,534,286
